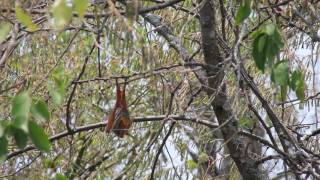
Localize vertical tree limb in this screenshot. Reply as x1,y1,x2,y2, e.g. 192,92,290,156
197,0,267,179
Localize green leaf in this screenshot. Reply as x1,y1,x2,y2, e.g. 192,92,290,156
280,85,288,101
295,80,305,101
15,5,38,32
0,22,11,43
252,35,267,71
239,117,254,129
186,159,198,170
258,34,267,52
44,159,55,168
28,121,51,152
264,24,276,35
251,24,284,72
6,124,28,149
266,30,283,64
0,120,8,137
52,66,65,79
73,0,88,19
52,173,68,180
12,127,28,149
31,99,50,121
0,136,8,159
48,66,67,106
265,42,278,64
272,60,289,86
271,28,284,49
49,88,65,106
290,70,303,90
11,92,31,124
291,70,305,101
0,126,3,138
12,117,29,133
235,0,251,25
51,0,73,29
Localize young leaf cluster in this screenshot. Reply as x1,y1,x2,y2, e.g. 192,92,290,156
0,92,51,161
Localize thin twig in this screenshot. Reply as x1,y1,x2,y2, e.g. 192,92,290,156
150,122,176,179
65,45,96,131
0,153,41,178
139,0,184,14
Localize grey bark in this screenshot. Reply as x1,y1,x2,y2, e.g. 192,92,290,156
198,0,267,179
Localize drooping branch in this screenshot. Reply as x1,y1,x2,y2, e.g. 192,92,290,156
240,67,298,149
65,45,96,132
150,122,176,179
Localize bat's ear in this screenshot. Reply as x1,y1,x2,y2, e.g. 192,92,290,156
116,78,121,99
124,77,128,89
115,78,119,88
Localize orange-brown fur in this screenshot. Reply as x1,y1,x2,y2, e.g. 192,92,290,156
106,80,131,138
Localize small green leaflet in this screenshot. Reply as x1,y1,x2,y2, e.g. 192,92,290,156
290,70,303,90
31,99,50,121
239,117,254,129
295,80,305,101
265,24,276,35
73,0,88,19
0,121,6,137
0,136,8,159
251,24,284,72
15,5,38,32
186,159,198,170
252,34,267,71
48,66,68,106
28,121,51,152
0,23,11,43
6,124,28,149
280,85,288,102
51,0,73,29
12,126,28,149
11,92,31,123
235,0,251,25
9,93,53,151
258,34,267,52
290,70,305,101
50,90,64,106
272,60,289,86
52,173,68,180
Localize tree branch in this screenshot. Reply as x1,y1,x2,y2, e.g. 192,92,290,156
6,115,218,160
65,44,95,131
139,0,184,14
150,122,176,179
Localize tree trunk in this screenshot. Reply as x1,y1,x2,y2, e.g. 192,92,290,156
198,0,267,179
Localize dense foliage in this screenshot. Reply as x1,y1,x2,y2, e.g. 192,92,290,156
1,0,320,179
